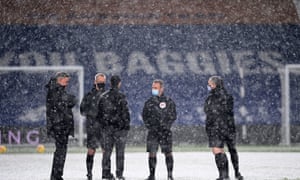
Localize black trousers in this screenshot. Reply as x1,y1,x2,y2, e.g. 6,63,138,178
101,128,128,178
51,131,69,180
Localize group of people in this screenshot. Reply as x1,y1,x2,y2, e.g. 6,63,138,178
45,72,243,180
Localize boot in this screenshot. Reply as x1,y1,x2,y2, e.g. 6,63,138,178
235,172,244,180
87,174,92,180
116,176,125,180
145,175,155,180
167,175,174,180
148,157,156,179
165,155,174,180
102,173,115,180
215,153,229,179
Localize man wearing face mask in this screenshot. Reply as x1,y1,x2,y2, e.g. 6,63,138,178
80,73,107,180
46,72,77,180
204,76,243,180
142,79,177,180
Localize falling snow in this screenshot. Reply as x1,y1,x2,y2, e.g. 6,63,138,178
1,1,300,179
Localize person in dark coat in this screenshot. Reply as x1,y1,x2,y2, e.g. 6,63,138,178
97,75,130,180
204,76,243,180
46,72,77,180
80,73,106,180
142,79,177,180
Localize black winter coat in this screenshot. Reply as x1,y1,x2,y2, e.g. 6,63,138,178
204,87,236,139
80,86,105,131
45,78,77,137
80,86,105,118
142,94,177,132
97,88,130,131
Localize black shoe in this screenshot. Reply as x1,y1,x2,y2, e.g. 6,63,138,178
235,172,244,180
87,174,92,180
102,178,115,180
116,176,125,180
167,176,174,180
145,175,155,180
102,173,115,180
51,176,64,180
216,178,229,180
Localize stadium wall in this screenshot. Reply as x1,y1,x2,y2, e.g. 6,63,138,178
0,0,300,145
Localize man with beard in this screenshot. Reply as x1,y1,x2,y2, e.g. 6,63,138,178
80,73,107,180
46,72,77,180
204,76,243,180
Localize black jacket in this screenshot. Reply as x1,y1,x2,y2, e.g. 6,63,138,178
204,87,236,138
45,78,77,137
142,94,177,132
80,86,105,130
97,88,130,131
80,86,105,118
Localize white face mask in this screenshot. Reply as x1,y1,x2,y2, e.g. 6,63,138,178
207,85,212,91
152,89,159,96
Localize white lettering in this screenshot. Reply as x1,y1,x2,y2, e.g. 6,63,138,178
8,130,21,144
49,52,63,65
18,52,46,66
26,130,39,145
127,51,156,75
232,51,283,75
65,52,76,65
0,130,41,145
232,51,254,76
0,52,14,66
186,51,216,75
216,51,231,75
0,50,286,76
258,51,284,69
156,50,185,75
94,52,123,74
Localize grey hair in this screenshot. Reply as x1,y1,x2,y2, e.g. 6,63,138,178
94,73,106,81
55,72,70,79
152,79,164,88
209,76,224,88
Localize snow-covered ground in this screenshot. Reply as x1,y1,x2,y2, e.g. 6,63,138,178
1,151,300,180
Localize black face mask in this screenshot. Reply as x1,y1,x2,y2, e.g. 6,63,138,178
96,83,105,89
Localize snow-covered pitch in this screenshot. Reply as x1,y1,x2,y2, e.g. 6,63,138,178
1,151,300,180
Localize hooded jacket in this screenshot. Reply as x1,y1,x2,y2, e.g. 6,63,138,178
45,78,77,137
